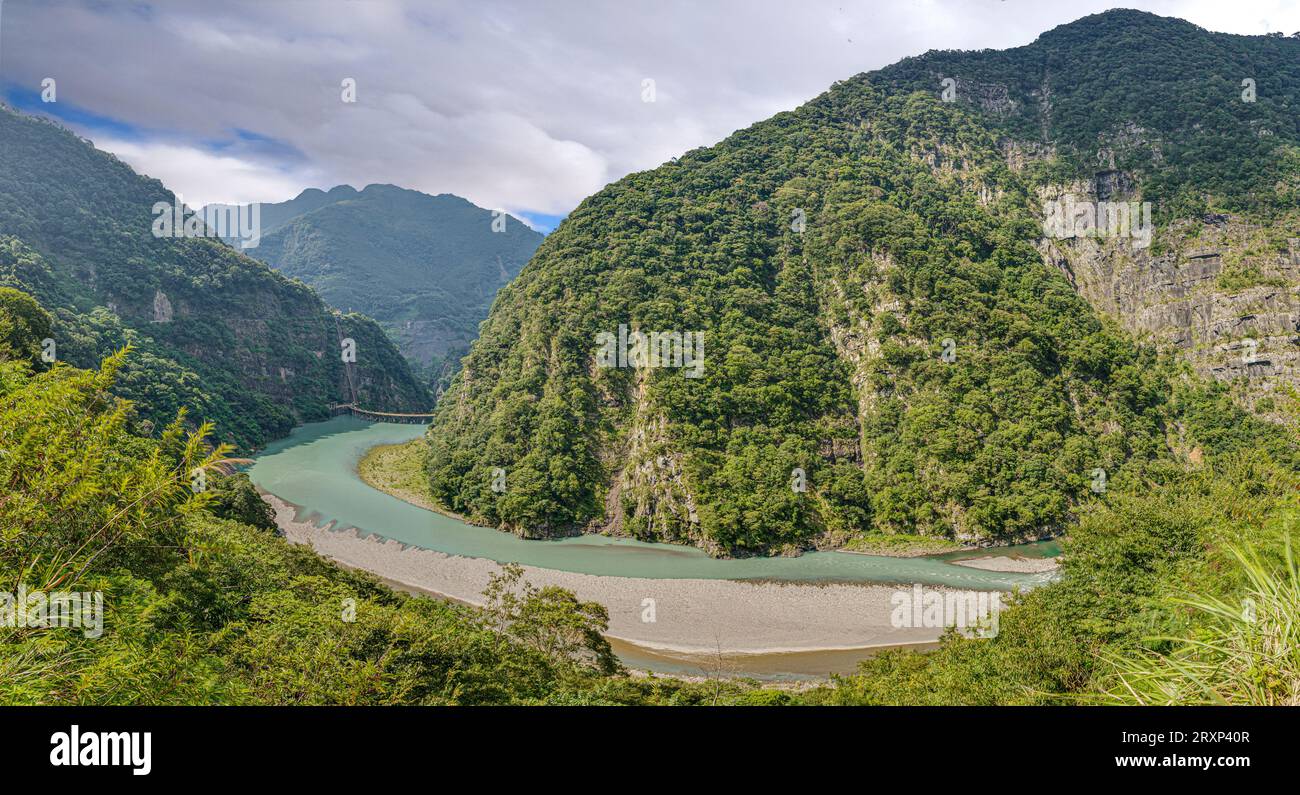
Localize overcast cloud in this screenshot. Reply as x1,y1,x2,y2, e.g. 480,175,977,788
1,0,1298,228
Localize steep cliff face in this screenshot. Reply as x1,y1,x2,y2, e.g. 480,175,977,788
871,10,1300,424
1038,180,1300,418
0,106,430,449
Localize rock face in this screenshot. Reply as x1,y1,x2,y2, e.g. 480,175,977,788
867,11,1300,425
151,290,173,323
1037,176,1300,417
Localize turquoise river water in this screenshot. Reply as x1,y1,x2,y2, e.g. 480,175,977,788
247,416,1060,680
248,416,1057,590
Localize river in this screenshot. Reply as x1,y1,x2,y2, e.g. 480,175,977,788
248,416,1059,680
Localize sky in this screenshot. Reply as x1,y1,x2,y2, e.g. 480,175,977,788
1,0,1298,232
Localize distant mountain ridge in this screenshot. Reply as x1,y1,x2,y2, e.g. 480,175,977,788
212,185,544,389
0,105,430,449
256,184,364,233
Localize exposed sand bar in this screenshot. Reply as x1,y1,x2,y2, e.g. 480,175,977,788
952,555,1061,573
268,496,944,654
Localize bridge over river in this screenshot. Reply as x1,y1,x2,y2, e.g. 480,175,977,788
329,403,434,424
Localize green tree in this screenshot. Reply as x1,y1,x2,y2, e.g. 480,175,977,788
0,286,51,364
482,564,621,675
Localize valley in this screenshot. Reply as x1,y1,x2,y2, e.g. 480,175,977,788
211,184,544,394
248,416,1055,678
2,7,1298,711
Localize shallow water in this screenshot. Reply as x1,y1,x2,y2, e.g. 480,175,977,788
607,637,942,682
247,416,1054,590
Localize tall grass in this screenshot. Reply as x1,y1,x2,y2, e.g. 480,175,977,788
1097,539,1299,705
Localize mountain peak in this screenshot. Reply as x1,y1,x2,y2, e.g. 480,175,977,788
241,181,543,372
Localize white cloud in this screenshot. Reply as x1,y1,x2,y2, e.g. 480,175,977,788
3,0,1298,216
93,137,318,209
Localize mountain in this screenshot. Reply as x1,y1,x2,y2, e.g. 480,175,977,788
869,9,1300,417
424,11,1300,555
0,105,430,450
216,185,543,388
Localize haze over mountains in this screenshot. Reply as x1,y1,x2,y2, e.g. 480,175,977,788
210,185,543,390
0,105,430,449
425,10,1300,555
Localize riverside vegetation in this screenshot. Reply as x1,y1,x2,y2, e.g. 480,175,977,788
0,311,741,704
5,307,1294,704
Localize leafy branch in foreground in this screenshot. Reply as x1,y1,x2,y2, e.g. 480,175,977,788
0,347,233,594
482,563,622,675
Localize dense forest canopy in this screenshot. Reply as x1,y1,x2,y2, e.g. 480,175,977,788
869,10,1300,218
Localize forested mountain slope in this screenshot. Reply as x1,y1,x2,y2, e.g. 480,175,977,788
0,106,430,449
870,9,1300,418
872,10,1300,214
426,10,1299,555
221,185,542,388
